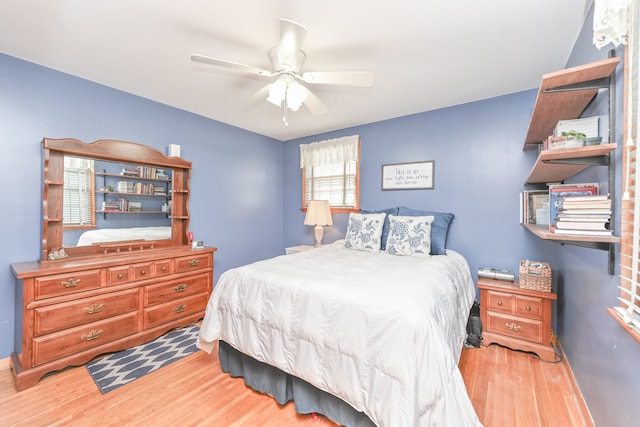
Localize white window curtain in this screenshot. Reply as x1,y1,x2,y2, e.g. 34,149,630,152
300,135,359,169
593,0,632,49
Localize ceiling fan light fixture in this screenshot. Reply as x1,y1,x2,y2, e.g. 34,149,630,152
266,76,287,107
286,80,308,111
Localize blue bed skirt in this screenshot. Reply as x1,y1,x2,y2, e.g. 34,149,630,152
219,341,376,427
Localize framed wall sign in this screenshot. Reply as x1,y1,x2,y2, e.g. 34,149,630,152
381,161,434,190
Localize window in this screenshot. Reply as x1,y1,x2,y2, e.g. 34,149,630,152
63,156,95,228
614,9,640,341
300,135,360,212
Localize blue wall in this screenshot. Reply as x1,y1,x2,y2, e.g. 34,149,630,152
0,4,637,424
0,52,285,358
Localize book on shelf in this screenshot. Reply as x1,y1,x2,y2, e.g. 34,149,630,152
555,220,611,231
548,183,599,231
128,201,142,212
552,228,613,236
519,190,549,225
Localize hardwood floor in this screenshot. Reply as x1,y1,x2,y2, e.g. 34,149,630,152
0,343,592,426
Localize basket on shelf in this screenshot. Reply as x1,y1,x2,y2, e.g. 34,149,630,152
519,260,552,292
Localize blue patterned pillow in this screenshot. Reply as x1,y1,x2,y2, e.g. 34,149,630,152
397,207,454,255
385,215,434,258
344,212,386,252
360,207,398,250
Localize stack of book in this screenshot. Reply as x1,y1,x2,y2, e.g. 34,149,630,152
553,194,612,236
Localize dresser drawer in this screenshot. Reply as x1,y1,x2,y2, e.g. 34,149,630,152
486,290,514,314
485,312,543,344
32,313,137,366
514,295,543,320
155,260,172,276
144,293,208,329
34,269,102,300
175,253,211,273
144,273,210,306
33,288,139,336
107,265,130,286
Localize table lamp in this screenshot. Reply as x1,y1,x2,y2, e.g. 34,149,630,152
304,200,333,246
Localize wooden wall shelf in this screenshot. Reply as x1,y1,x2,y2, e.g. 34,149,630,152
525,143,617,184
523,56,620,150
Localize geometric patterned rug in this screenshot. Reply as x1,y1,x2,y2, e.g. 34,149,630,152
86,324,200,394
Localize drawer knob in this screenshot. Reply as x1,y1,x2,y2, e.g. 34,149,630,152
497,300,503,306
61,278,81,288
174,304,187,313
506,322,521,332
525,305,532,311
188,259,200,267
83,303,105,314
140,270,147,276
117,273,124,279
81,329,104,341
161,266,167,272
174,284,188,292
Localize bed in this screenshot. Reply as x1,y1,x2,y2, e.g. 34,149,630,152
197,210,482,426
76,226,172,246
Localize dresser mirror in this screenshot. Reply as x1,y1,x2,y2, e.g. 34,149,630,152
41,138,192,261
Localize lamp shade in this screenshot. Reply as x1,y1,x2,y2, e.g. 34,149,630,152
304,200,333,226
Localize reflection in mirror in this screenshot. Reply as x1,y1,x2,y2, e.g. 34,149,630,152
62,156,173,248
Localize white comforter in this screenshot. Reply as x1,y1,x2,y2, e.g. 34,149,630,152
198,242,481,426
76,226,171,246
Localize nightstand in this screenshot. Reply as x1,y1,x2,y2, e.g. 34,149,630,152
477,278,557,361
285,245,315,255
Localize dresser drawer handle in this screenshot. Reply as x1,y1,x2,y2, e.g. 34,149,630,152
506,322,521,332
497,300,503,306
61,278,81,288
174,284,188,292
525,305,532,311
174,304,187,313
117,273,124,280
188,259,200,267
81,329,104,341
161,266,167,272
140,270,147,276
83,303,105,314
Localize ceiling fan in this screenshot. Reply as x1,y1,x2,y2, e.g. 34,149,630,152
191,18,374,125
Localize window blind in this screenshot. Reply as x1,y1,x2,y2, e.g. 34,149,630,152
617,2,640,338
301,136,360,210
63,157,95,227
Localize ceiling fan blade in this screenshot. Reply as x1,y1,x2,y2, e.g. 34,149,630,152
191,54,273,77
301,71,374,87
235,83,272,110
304,90,328,115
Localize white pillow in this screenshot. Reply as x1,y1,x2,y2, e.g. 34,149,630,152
344,212,386,252
385,214,434,257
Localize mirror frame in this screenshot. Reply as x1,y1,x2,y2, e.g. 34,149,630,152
41,138,192,262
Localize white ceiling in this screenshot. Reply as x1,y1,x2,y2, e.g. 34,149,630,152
0,0,593,141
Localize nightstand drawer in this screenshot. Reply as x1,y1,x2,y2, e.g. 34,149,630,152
515,295,543,320
486,312,543,344
486,290,514,314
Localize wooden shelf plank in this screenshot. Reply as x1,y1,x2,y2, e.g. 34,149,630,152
523,223,619,244
523,57,620,150
525,143,617,184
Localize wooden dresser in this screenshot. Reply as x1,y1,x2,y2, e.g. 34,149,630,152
10,246,216,391
477,278,557,362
